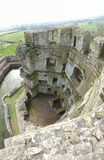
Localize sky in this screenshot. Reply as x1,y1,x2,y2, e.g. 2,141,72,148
0,0,104,27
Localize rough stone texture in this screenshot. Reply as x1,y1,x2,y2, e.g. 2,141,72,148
15,26,96,112
0,55,19,69
0,55,21,83
1,26,104,159
2,81,23,135
91,37,104,58
0,104,104,159
15,89,39,134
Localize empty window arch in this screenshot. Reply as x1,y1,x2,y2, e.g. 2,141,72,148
47,88,52,93
53,78,58,84
64,88,71,99
46,57,56,70
71,67,83,86
48,31,52,41
62,63,66,71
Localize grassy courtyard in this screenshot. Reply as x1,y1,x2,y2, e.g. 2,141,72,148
5,86,25,136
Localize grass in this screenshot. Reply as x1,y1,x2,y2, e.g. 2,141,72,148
5,86,25,136
90,43,93,50
0,30,19,36
27,102,36,117
77,21,104,31
0,43,18,60
0,31,25,42
0,45,8,52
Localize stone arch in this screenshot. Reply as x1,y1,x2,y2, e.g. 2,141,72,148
53,78,58,85
48,31,52,41
64,87,71,99
62,63,66,71
71,67,83,86
46,57,56,69
53,30,58,41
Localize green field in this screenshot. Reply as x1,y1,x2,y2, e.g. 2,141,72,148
0,20,104,59
5,86,25,136
0,45,9,53
0,31,19,36
0,43,18,60
0,31,25,42
77,21,104,31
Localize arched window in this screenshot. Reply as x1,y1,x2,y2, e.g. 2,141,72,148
71,67,83,86
46,57,56,70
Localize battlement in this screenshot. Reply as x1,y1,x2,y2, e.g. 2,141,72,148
24,26,91,53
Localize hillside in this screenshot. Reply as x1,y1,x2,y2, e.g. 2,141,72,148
0,31,25,42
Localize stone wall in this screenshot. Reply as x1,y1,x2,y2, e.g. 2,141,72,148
1,65,104,160
0,55,21,83
15,89,40,134
15,26,97,113
1,26,104,160
24,26,90,53
0,101,104,159
2,82,23,136
0,55,19,69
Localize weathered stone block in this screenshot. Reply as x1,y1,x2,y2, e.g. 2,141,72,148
41,136,62,149
62,123,77,132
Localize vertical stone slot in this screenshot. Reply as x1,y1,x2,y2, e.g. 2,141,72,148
73,36,76,47
62,63,66,71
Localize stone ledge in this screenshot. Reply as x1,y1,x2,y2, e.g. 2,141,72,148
2,81,23,136
0,102,104,159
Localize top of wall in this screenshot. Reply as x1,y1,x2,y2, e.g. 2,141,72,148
24,26,91,53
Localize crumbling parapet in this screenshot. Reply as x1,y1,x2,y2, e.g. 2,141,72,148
91,37,104,58
23,26,90,53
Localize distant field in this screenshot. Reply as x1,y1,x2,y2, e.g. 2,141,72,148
0,45,9,53
77,21,104,31
0,30,19,36
0,31,25,42
0,43,17,60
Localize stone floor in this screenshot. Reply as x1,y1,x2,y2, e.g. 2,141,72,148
25,93,64,126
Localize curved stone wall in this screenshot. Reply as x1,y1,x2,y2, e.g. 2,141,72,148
0,55,21,83
0,55,21,136
2,82,23,136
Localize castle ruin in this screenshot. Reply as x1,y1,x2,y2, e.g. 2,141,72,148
1,26,104,159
